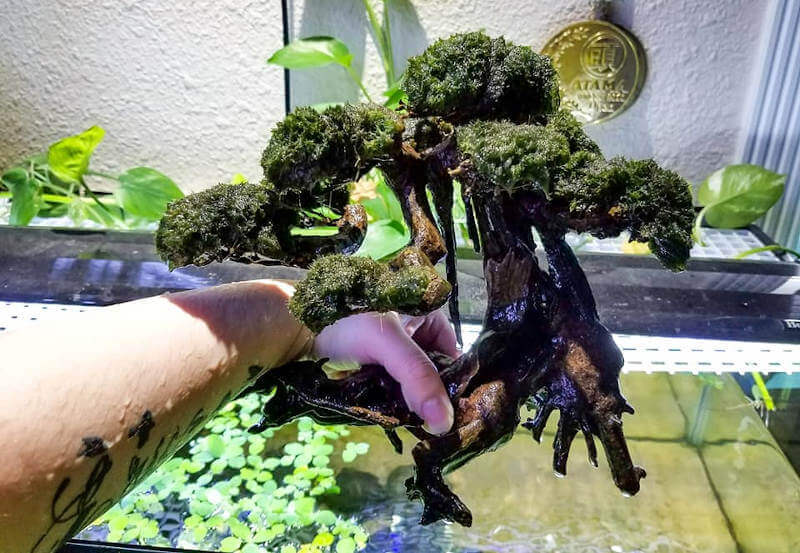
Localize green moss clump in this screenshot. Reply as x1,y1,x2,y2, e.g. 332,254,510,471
261,103,403,210
155,182,284,269
290,251,451,333
457,120,570,193
553,157,694,270
404,31,560,121
546,109,601,155
614,159,695,271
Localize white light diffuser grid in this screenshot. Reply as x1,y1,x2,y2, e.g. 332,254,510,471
3,302,796,375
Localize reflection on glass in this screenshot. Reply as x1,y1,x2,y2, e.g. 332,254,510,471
78,368,800,553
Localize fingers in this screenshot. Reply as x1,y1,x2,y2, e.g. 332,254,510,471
403,310,460,358
313,313,454,435
369,317,454,435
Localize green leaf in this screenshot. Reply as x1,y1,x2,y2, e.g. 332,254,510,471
284,442,304,456
252,528,270,543
294,453,313,467
2,167,42,225
289,225,339,236
268,37,353,69
210,458,228,474
315,510,337,526
206,435,226,458
139,520,159,539
298,418,314,431
293,496,315,515
189,499,214,517
192,523,208,542
336,537,356,553
229,455,246,469
242,544,260,553
383,77,408,110
313,532,335,547
354,219,409,260
220,536,242,552
67,197,122,228
697,164,785,228
108,515,130,532
48,125,105,182
357,169,404,222
116,167,183,220
342,449,357,463
121,525,140,543
229,518,252,540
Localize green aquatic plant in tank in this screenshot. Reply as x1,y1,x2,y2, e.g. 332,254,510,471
81,392,370,552
157,31,695,527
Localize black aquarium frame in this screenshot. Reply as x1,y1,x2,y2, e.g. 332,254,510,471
60,541,212,553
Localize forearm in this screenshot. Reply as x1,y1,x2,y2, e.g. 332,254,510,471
0,280,312,553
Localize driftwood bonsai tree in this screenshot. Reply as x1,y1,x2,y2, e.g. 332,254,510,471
156,32,694,527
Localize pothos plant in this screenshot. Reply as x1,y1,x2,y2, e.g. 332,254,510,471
693,163,798,261
0,125,182,229
267,0,427,261
81,391,371,553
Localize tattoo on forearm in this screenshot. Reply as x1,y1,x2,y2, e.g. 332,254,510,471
248,365,264,379
30,454,113,553
34,397,227,551
124,407,206,495
128,410,155,449
78,437,107,458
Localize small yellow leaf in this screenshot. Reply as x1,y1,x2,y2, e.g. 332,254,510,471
621,240,650,255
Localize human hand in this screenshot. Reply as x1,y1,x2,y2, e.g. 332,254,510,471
312,310,459,435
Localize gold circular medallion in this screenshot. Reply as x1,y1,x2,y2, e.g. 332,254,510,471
542,20,647,124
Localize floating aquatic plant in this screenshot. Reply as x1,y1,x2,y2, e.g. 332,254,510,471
82,392,370,553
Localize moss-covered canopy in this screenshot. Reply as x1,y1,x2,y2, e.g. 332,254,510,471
404,32,560,122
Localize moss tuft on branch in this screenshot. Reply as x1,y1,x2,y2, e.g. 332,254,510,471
155,182,284,269
261,103,403,210
553,157,694,270
289,248,450,333
404,32,560,122
456,120,570,194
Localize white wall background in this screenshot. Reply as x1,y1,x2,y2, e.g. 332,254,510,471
0,0,771,193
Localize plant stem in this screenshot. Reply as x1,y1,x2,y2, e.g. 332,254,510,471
0,191,117,207
345,66,374,103
362,0,395,86
41,181,76,197
85,169,120,181
734,244,800,261
78,177,126,225
381,0,396,85
692,206,708,246
752,372,775,411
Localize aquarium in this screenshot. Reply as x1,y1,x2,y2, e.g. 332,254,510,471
0,227,798,553
2,1,799,553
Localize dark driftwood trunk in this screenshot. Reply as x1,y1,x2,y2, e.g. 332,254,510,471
249,139,645,526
